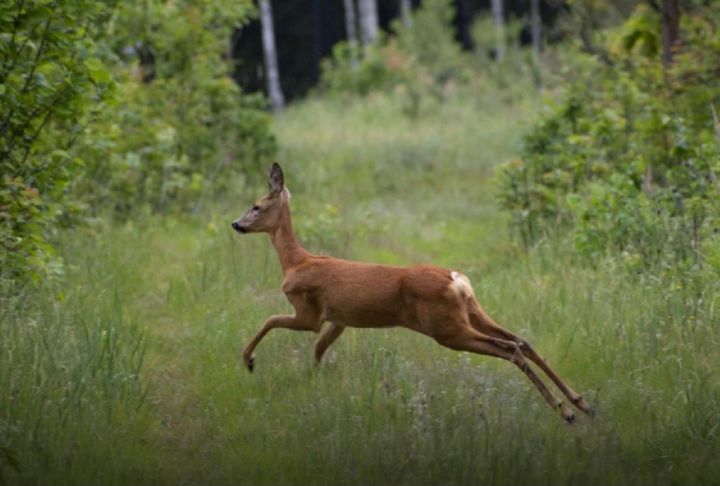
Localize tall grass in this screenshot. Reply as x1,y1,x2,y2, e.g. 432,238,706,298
0,227,152,484
1,91,718,485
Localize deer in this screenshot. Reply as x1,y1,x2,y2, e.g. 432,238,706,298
232,163,593,423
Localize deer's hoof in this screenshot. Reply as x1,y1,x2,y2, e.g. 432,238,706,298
574,396,594,417
247,357,254,372
561,405,575,425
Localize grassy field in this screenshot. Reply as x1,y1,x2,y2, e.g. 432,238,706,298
2,91,719,485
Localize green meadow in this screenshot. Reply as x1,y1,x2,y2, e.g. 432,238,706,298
2,92,719,485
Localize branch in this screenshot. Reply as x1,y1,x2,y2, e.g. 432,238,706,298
19,17,52,95
19,101,56,167
577,16,613,67
0,17,53,137
0,0,25,69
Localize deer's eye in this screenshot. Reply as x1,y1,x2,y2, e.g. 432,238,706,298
252,205,261,211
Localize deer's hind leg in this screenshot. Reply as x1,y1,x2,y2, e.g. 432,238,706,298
435,325,576,424
467,302,592,416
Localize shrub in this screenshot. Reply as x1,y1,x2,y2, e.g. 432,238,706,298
320,0,471,115
74,0,276,216
497,4,720,273
1,0,277,285
0,0,115,286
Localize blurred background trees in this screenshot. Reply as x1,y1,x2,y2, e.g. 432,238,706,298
2,0,719,288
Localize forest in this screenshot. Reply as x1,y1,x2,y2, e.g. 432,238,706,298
1,0,719,484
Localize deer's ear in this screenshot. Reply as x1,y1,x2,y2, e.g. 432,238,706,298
268,163,284,196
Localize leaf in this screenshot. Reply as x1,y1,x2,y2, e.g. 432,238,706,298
51,149,71,161
33,72,49,88
84,57,111,84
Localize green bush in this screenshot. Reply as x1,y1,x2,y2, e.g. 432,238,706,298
1,0,277,285
393,0,469,88
497,4,720,274
75,0,276,216
320,0,471,116
320,40,401,97
0,0,115,286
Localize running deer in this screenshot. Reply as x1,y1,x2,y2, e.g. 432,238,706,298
232,163,593,423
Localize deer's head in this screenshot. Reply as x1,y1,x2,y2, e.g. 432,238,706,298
232,163,290,234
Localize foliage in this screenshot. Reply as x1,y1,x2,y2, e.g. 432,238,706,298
319,39,402,97
320,0,470,116
470,13,525,62
498,3,720,274
469,13,544,95
393,0,469,87
75,0,276,216
1,0,276,285
0,0,114,286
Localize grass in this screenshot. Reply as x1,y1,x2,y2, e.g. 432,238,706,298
2,90,719,485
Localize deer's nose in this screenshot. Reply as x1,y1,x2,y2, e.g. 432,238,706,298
232,221,252,233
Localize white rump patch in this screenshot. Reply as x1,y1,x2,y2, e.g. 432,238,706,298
450,271,475,299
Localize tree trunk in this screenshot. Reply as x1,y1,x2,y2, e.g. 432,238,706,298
530,0,541,60
456,0,474,50
343,0,358,48
661,0,680,69
259,0,284,112
357,0,379,48
491,0,505,61
400,0,412,28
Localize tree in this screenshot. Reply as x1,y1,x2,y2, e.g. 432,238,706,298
343,0,358,49
400,0,412,28
259,0,284,111
357,0,379,48
530,0,541,61
342,0,359,68
660,0,680,68
491,0,505,61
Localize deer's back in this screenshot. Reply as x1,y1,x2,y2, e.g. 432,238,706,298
283,256,465,332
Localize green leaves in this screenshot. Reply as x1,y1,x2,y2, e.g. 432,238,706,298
1,0,274,285
84,57,111,84
0,0,114,286
72,0,274,217
497,3,720,273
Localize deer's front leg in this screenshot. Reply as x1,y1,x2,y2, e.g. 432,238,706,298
242,298,323,371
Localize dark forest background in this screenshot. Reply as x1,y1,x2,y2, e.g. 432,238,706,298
232,0,564,99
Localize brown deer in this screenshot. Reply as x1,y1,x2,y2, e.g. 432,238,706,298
232,163,593,423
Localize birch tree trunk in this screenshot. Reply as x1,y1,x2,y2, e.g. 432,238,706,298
343,0,358,49
259,0,284,112
530,0,541,61
400,0,412,28
357,0,379,48
491,0,505,61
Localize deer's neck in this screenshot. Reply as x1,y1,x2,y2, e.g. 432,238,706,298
270,205,308,274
